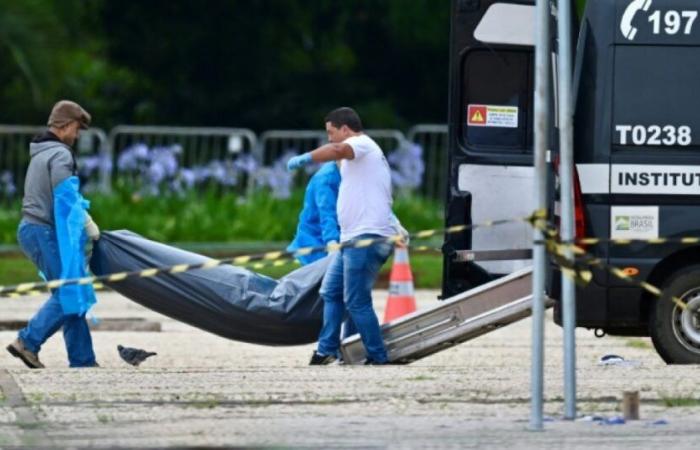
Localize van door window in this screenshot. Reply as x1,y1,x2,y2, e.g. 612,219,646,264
461,49,533,152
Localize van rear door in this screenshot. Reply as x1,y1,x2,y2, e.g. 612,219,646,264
443,0,536,298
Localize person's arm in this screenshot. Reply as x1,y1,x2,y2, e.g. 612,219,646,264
85,214,100,241
310,143,355,162
49,149,75,189
391,213,410,247
287,142,355,171
50,149,101,241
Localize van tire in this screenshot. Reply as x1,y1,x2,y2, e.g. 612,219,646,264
650,265,700,364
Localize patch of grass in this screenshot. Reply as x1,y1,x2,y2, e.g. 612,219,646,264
401,251,443,289
625,339,652,350
253,260,303,280
16,421,42,430
26,393,44,403
0,250,445,289
190,399,220,409
0,208,21,245
405,375,436,381
254,251,443,289
97,414,112,424
0,257,38,286
660,396,700,407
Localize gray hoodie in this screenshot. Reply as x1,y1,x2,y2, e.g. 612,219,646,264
22,132,76,227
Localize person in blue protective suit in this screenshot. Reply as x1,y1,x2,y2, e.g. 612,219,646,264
287,157,409,349
287,161,364,339
288,107,409,365
287,161,341,265
6,100,100,369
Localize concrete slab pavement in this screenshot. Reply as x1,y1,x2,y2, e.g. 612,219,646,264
0,290,696,448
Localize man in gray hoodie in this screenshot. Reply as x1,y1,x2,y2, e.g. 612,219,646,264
6,100,101,368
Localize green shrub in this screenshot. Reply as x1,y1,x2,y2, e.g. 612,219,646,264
0,188,443,244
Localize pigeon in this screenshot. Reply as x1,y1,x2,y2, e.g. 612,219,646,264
117,345,157,367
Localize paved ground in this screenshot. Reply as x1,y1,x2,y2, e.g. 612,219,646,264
0,290,697,448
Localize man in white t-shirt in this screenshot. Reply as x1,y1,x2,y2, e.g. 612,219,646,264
287,107,395,365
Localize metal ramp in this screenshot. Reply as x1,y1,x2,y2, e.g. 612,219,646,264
340,266,551,364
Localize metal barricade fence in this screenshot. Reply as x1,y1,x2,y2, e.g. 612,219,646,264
108,126,257,194
365,129,407,156
407,124,448,200
257,130,326,166
0,125,110,199
0,124,447,199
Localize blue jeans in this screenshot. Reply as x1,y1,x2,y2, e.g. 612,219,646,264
342,317,357,340
16,221,96,367
317,234,392,363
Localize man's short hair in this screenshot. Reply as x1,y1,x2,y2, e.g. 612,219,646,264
324,107,363,132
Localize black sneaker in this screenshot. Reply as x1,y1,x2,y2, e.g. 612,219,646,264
364,358,390,365
309,351,337,365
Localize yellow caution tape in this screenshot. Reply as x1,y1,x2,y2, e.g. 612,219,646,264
534,221,688,311
573,236,700,246
3,208,691,312
0,213,536,298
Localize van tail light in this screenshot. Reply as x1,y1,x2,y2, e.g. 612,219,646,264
572,165,586,244
553,156,586,248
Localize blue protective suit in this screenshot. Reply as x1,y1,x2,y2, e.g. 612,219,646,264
287,162,341,265
53,176,97,315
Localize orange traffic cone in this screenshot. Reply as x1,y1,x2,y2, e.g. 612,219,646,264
383,245,417,323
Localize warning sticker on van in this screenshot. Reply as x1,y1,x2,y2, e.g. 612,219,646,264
610,206,659,240
467,104,518,128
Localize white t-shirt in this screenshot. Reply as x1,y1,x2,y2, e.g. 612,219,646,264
337,134,395,242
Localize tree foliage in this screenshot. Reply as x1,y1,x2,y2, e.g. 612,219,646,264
0,0,449,130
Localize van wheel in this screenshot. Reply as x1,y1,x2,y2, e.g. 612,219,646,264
650,266,700,364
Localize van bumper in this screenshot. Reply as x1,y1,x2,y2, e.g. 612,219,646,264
550,265,649,336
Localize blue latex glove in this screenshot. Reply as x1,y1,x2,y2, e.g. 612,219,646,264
287,153,313,171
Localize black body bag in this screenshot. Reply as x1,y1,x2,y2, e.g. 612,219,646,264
90,231,329,345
